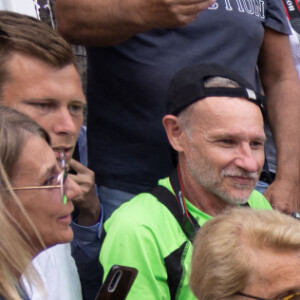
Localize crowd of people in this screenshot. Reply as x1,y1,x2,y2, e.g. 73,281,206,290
0,0,299,299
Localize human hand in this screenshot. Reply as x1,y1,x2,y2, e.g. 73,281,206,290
133,0,216,29
264,178,300,214
68,159,101,226
56,0,216,46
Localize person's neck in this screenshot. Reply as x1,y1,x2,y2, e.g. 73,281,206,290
178,164,235,217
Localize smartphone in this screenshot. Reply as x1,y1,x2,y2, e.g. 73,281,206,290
95,265,138,300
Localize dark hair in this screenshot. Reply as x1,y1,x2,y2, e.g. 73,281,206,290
0,11,76,97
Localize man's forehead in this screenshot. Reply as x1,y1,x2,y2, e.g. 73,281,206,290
3,52,85,104
6,51,80,83
191,97,264,133
194,96,262,116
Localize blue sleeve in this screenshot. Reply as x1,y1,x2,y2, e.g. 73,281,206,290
78,125,88,167
265,0,291,34
71,205,104,300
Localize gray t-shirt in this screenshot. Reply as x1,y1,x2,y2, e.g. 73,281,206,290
87,0,290,193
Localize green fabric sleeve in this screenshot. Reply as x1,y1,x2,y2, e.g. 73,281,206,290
100,195,176,299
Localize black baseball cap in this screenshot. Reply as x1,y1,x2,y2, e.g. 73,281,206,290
166,64,265,116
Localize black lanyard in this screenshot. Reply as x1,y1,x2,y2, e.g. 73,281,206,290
169,166,200,241
282,0,300,34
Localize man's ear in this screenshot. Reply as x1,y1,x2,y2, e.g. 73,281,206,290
162,115,185,152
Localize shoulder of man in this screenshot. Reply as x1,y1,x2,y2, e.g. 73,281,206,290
100,178,195,300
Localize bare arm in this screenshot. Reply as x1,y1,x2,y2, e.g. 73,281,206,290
55,0,215,46
258,28,300,213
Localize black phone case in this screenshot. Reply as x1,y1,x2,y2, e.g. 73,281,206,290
95,265,138,300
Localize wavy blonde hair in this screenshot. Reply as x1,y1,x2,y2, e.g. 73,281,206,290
190,208,300,300
0,161,40,300
0,106,49,299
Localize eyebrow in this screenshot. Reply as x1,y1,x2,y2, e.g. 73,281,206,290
69,100,87,108
22,98,86,104
22,97,57,102
69,99,86,104
37,164,57,182
211,133,267,142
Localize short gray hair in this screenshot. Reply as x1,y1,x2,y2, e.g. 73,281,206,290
177,76,240,137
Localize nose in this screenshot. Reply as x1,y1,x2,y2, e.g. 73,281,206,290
64,177,81,202
53,108,77,135
234,144,261,173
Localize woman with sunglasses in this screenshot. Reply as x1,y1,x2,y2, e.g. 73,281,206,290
0,106,80,300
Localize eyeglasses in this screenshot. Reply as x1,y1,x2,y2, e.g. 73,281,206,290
237,291,300,300
12,169,68,204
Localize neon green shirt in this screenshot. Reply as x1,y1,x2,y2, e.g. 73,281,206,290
100,177,272,300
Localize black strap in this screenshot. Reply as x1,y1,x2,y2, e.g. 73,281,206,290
149,185,199,242
150,186,183,227
283,0,300,34
149,168,252,241
149,169,200,242
169,169,200,240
